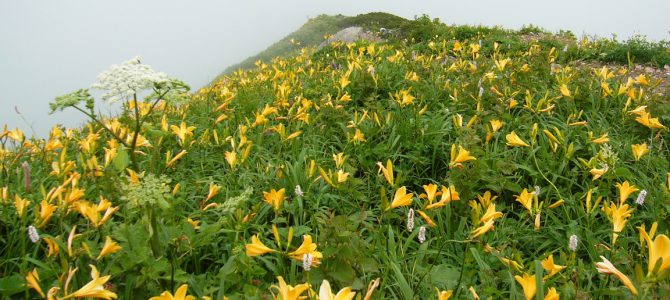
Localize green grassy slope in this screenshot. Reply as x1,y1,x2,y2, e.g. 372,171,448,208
218,12,409,78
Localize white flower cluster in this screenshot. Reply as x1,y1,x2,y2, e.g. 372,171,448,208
418,226,426,243
92,57,170,103
28,225,40,243
569,234,578,251
302,253,313,271
636,190,647,205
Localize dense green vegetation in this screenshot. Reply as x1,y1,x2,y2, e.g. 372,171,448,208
222,13,670,80
2,12,670,300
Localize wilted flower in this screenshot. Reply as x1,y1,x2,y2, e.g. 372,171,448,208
595,256,638,295
22,161,30,192
569,234,578,251
27,225,40,243
407,208,415,231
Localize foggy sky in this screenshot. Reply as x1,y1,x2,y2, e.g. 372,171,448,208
1,0,669,137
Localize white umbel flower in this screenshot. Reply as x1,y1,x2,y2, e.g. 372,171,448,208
418,226,426,243
92,57,170,103
407,208,415,231
302,253,313,271
28,225,40,243
636,190,647,205
569,234,578,251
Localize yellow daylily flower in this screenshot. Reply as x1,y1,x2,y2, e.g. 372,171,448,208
339,75,351,89
589,165,608,181
270,276,310,300
634,74,649,85
245,234,276,257
319,280,356,300
289,235,323,267
639,225,670,278
469,286,480,300
449,144,476,168
263,188,286,211
603,202,634,244
635,111,666,129
62,265,117,299
435,288,453,300
37,200,57,228
44,236,60,257
388,186,413,210
615,181,638,204
515,189,534,213
490,119,503,132
595,256,638,295
452,114,463,129
97,236,122,260
419,183,440,204
631,143,649,161
25,268,45,298
149,284,195,300
205,183,221,201
187,218,200,230
471,218,495,238
541,255,566,278
376,159,395,186
500,257,524,273
514,272,536,300
394,89,416,107
14,195,31,219
480,204,503,222
591,133,609,144
416,210,436,227
170,122,196,146
628,105,648,116
506,131,529,147
544,288,559,300
559,84,571,97
333,153,346,168
350,128,366,144
224,150,237,168
7,127,25,142
336,169,349,183
426,185,460,209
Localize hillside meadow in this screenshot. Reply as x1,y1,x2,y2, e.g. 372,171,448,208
1,15,670,299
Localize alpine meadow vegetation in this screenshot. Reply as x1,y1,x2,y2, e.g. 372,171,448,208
2,14,670,299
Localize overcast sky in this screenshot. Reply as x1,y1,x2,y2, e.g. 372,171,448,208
1,0,669,137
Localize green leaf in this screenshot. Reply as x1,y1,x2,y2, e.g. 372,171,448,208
113,147,130,171
429,264,460,287
0,274,25,296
